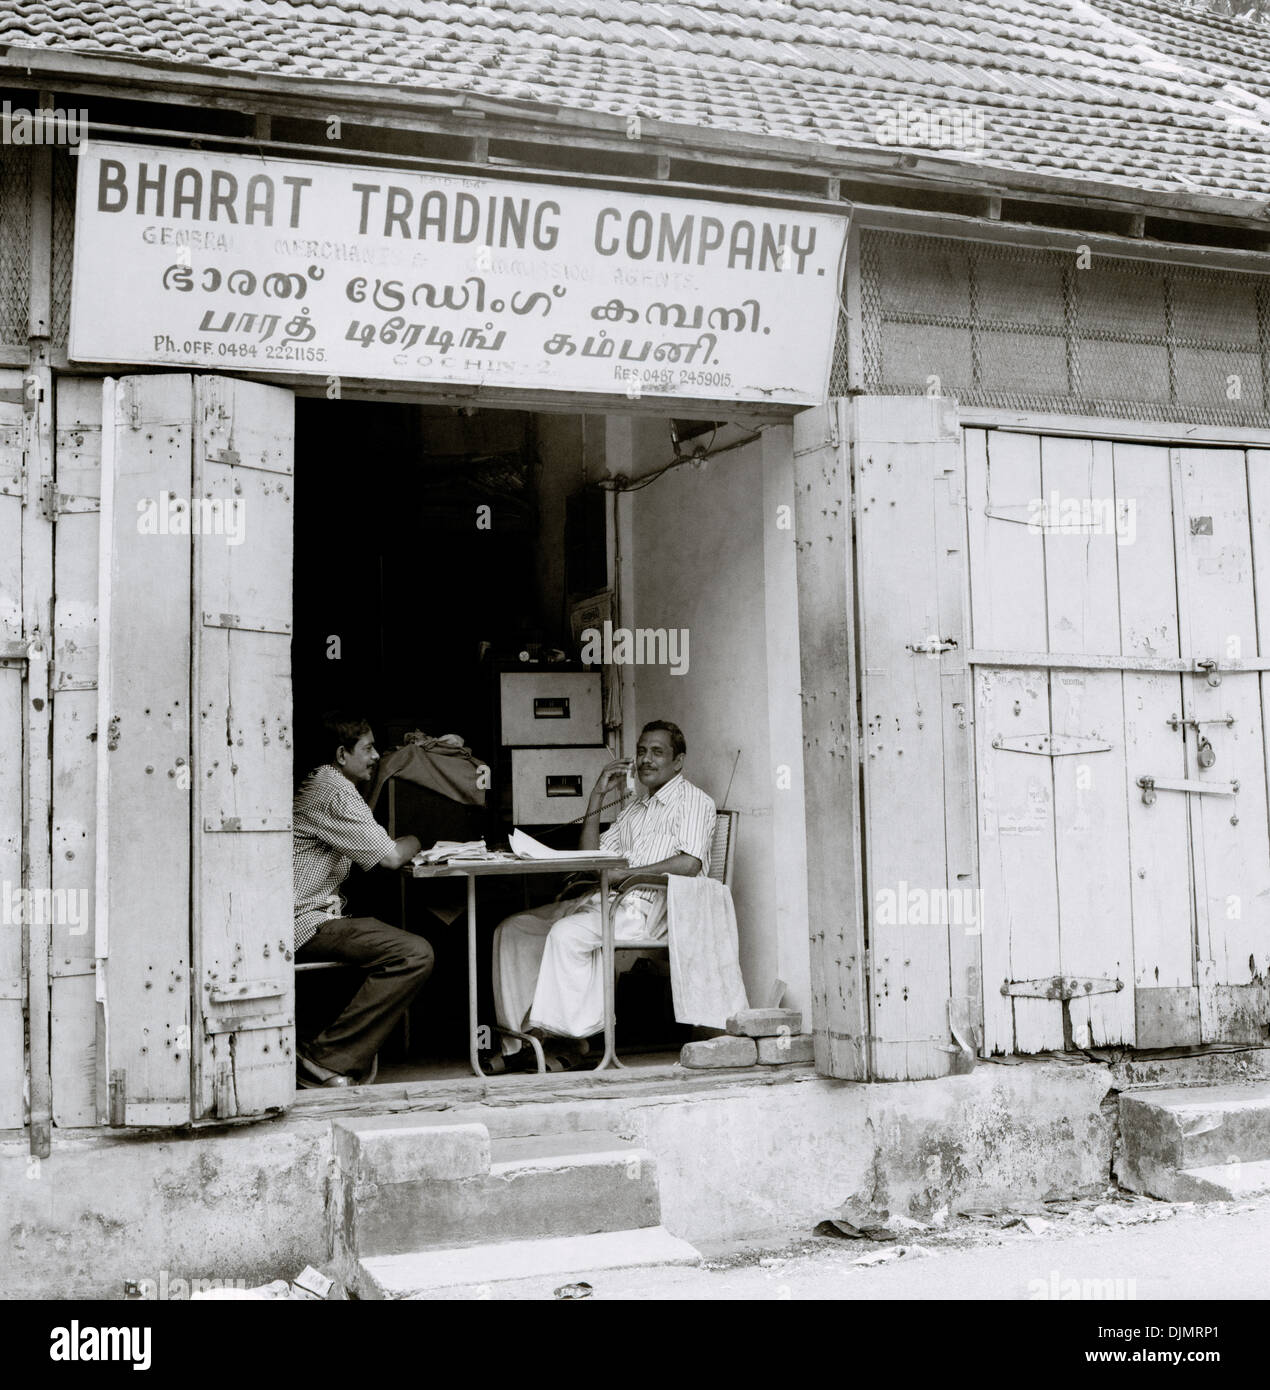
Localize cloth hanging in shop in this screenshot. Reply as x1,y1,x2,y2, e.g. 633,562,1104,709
666,875,749,1028
367,733,487,812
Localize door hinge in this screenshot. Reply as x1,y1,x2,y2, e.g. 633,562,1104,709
0,379,39,412
201,611,292,636
992,733,1112,757
39,478,100,519
1001,976,1124,1053
203,816,291,833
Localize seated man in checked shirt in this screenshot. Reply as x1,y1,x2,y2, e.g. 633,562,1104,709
292,711,434,1088
493,720,715,1062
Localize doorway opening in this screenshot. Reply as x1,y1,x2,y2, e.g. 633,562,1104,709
290,397,694,1084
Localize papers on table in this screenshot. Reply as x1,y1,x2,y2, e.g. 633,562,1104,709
508,828,625,861
413,839,491,864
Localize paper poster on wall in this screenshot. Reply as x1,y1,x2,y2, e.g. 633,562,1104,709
70,141,849,407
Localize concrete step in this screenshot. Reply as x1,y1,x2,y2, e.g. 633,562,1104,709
331,1119,661,1264
1171,1158,1270,1202
356,1226,701,1299
1116,1082,1270,1199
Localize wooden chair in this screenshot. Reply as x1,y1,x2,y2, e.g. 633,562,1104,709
610,807,737,952
294,960,379,1084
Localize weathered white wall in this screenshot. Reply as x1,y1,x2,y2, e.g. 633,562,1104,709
604,416,810,1013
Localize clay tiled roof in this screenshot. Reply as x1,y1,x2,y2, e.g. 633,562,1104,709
4,1,1270,204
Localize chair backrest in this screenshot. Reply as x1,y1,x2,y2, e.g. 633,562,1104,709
707,810,736,885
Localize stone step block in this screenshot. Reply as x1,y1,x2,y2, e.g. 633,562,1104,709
1119,1084,1270,1179
333,1128,660,1263
1173,1157,1270,1202
756,1033,814,1065
356,1226,701,1300
680,1036,757,1069
334,1116,490,1187
726,1007,803,1038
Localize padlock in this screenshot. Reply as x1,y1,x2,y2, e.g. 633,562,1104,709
1197,736,1216,770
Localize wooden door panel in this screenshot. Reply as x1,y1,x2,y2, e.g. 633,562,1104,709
856,402,957,1079
974,665,1063,1053
1040,436,1134,1045
191,376,295,1119
1050,669,1135,1045
51,377,103,1125
1111,442,1196,1042
1175,449,1270,1042
966,429,1062,1052
97,376,193,1125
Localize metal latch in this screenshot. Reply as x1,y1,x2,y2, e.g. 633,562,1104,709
1166,713,1234,732
906,636,958,656
1137,776,1237,806
1001,975,1124,1052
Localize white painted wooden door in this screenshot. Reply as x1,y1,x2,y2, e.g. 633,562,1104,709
967,429,1270,1053
190,376,295,1121
851,396,981,1081
97,375,195,1125
98,374,295,1125
51,377,105,1125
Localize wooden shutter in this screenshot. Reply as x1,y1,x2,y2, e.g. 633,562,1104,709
190,376,295,1120
853,396,979,1080
97,375,195,1125
97,373,295,1125
51,377,104,1125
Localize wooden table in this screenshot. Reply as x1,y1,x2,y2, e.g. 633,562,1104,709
404,855,629,1077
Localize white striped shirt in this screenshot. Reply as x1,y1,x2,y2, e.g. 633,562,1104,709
292,764,397,949
600,773,715,909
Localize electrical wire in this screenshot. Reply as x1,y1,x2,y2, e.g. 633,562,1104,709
597,424,765,495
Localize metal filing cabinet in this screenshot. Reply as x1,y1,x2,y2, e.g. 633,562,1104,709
511,747,614,825
499,671,602,747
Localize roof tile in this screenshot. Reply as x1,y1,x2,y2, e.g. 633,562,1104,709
2,0,1270,200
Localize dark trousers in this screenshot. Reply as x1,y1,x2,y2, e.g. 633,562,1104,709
296,917,434,1075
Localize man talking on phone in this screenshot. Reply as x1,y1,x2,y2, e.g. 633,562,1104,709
492,720,715,1063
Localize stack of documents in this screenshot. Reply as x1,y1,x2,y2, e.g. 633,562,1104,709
413,839,490,864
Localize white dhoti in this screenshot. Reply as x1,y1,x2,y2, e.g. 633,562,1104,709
492,891,662,1051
